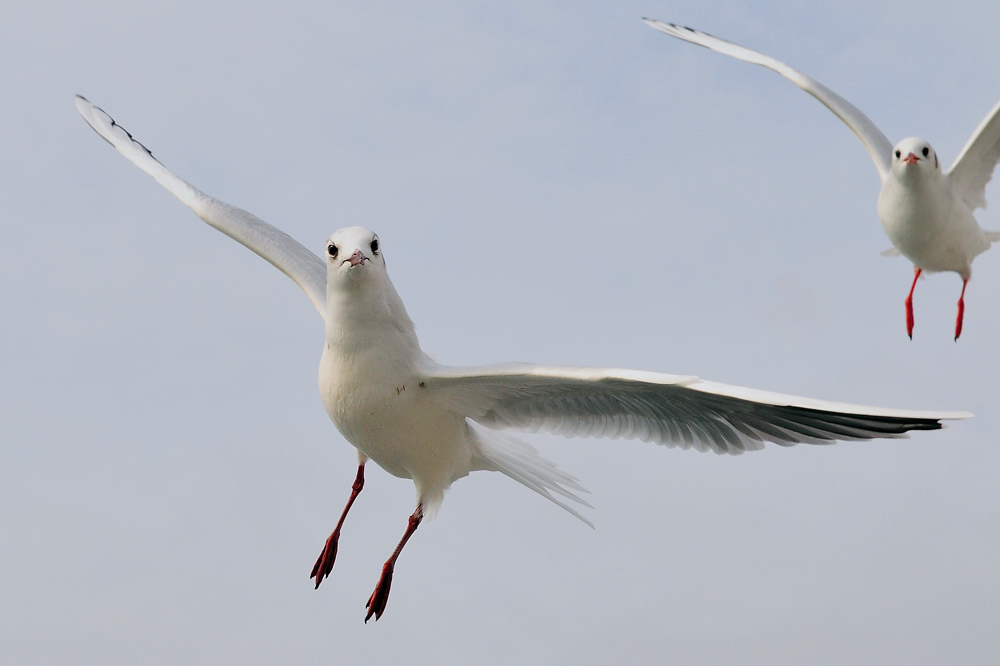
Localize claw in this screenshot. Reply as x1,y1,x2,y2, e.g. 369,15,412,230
365,562,394,622
310,464,365,589
363,505,423,623
310,532,339,588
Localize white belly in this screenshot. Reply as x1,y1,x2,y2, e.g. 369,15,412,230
878,176,988,277
317,345,473,494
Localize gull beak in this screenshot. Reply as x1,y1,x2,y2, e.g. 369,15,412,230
346,249,369,267
903,152,920,165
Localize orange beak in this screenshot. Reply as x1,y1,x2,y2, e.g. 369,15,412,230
903,152,920,165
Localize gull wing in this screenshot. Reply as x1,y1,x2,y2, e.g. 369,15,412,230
421,363,969,455
948,98,1000,210
75,96,328,320
644,19,894,181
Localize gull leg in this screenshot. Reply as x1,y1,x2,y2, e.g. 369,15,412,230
905,268,922,339
955,278,968,341
365,504,423,623
310,463,365,589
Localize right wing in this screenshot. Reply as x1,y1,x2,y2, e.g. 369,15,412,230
644,19,894,181
75,96,328,320
422,363,970,456
948,97,1000,211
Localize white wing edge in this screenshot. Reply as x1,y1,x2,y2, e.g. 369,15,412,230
643,18,894,180
948,97,1000,210
75,96,329,320
423,362,972,421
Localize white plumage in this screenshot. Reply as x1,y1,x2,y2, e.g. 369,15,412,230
645,19,1000,339
76,95,970,621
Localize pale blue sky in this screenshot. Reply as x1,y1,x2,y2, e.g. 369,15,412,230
2,1,999,663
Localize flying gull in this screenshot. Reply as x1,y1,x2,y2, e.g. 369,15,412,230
76,96,970,621
645,18,1000,340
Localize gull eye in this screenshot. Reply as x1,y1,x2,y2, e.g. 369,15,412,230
895,150,901,159
922,147,929,157
327,244,338,258
370,238,379,254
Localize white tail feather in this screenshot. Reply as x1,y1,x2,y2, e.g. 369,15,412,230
470,424,594,527
985,230,1000,244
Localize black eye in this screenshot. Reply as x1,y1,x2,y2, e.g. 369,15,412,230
922,147,929,157
895,150,901,158
327,244,338,258
370,238,379,254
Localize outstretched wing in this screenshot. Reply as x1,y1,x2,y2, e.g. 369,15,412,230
948,98,1000,210
644,19,894,181
422,363,969,455
75,96,328,319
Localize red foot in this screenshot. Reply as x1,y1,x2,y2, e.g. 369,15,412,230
310,531,341,588
364,506,423,623
905,268,921,339
310,464,365,589
365,562,394,623
955,279,968,341
905,296,914,339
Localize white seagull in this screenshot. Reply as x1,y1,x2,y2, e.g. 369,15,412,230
645,18,1000,340
76,96,970,622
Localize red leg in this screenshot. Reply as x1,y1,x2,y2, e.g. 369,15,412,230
310,463,365,589
955,278,968,341
365,505,423,623
905,268,922,339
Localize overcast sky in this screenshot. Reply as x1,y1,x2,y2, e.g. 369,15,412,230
2,1,999,664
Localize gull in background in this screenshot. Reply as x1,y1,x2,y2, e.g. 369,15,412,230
77,96,970,622
645,18,1000,340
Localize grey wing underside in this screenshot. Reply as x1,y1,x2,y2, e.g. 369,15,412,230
644,19,894,181
949,97,1000,211
422,364,969,455
75,96,328,319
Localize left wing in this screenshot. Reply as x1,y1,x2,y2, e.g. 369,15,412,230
76,96,328,319
948,98,1000,210
421,363,969,455
644,19,894,181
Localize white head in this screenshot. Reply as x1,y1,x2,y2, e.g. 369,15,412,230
322,226,416,339
891,137,940,175
326,227,420,342
324,226,385,287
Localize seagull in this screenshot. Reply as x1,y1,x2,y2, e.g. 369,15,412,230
76,95,970,622
644,18,1000,340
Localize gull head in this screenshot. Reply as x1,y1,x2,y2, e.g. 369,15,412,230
325,226,385,285
891,137,939,176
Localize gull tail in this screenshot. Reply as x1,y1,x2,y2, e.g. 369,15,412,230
985,230,1000,244
470,423,594,527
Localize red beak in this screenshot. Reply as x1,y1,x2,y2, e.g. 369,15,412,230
903,152,920,165
347,249,368,267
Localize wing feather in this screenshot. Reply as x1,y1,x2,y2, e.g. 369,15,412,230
421,363,969,456
644,19,893,180
948,98,1000,210
75,96,328,319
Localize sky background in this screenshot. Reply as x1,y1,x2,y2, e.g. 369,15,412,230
2,1,999,663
